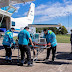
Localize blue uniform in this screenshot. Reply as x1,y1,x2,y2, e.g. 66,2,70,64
2,29,15,47
43,30,57,47
18,29,31,45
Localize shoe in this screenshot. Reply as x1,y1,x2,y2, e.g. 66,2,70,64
5,56,8,60
27,64,33,67
18,63,23,66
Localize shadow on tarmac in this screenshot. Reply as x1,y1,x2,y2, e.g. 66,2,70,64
56,52,72,60
35,60,72,65
35,52,72,65
0,58,19,66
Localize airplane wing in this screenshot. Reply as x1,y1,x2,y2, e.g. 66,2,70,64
0,0,34,8
0,0,9,8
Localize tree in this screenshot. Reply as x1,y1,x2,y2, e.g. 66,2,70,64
59,26,68,34
36,25,68,35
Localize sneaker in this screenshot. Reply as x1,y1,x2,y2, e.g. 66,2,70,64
18,63,23,66
27,64,33,67
5,56,8,60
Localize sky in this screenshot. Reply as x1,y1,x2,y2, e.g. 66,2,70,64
12,0,72,32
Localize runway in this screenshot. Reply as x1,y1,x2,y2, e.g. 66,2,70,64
0,38,72,72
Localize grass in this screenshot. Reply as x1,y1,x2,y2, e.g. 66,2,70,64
13,34,71,43
13,36,17,40
56,34,70,43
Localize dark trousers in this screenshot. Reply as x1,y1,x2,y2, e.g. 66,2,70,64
3,45,12,57
47,46,56,59
71,41,72,52
19,45,31,63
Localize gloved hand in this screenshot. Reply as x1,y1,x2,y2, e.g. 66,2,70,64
11,44,15,49
47,43,51,47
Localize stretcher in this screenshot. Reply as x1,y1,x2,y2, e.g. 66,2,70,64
32,42,51,62
15,39,51,63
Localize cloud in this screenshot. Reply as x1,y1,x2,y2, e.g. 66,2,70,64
33,1,72,23
66,27,72,32
22,1,32,6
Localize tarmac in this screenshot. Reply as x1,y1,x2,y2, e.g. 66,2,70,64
0,38,72,72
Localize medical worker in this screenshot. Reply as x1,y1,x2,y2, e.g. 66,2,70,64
2,28,15,63
43,29,57,61
18,26,34,67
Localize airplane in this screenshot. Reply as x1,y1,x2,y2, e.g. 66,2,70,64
11,3,35,36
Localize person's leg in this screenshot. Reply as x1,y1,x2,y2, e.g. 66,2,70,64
3,45,8,60
25,46,31,65
18,45,24,66
52,46,56,61
8,48,12,61
46,47,52,59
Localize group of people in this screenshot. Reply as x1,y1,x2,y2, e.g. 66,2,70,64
2,26,58,67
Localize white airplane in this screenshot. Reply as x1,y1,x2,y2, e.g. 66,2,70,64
11,3,35,31
11,3,35,36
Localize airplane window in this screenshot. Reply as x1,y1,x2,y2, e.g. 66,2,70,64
1,6,9,11
8,8,15,13
1,6,15,14
12,21,15,26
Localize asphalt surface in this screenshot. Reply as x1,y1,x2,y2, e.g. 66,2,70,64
0,38,72,72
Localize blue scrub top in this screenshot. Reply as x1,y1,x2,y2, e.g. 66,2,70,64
18,29,31,45
2,29,15,47
43,30,57,47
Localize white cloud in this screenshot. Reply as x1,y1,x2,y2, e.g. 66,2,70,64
33,1,72,23
66,27,72,32
22,1,31,6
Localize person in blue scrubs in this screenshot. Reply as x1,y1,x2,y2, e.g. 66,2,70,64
2,28,15,63
43,29,57,61
70,29,72,54
18,26,34,66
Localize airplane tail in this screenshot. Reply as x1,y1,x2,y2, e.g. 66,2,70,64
27,3,35,24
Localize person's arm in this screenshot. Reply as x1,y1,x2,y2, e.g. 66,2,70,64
9,33,15,45
49,33,56,45
18,33,20,39
27,32,34,46
29,38,34,46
